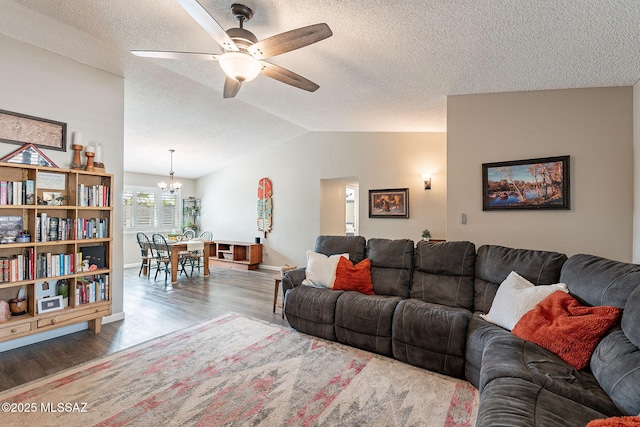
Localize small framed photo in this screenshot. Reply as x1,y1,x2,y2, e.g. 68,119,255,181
368,188,409,218
482,155,570,211
42,191,63,206
37,295,64,314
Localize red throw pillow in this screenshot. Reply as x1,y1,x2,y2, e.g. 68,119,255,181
586,416,640,427
512,290,621,370
333,257,374,295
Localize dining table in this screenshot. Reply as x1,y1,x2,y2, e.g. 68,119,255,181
168,239,214,284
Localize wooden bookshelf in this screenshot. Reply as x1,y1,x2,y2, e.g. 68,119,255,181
210,241,262,270
0,162,113,343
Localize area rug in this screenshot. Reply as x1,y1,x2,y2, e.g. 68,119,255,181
0,313,478,426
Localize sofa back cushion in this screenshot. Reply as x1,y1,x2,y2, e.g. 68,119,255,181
559,254,640,309
474,245,567,313
314,235,366,263
411,240,475,309
366,238,414,298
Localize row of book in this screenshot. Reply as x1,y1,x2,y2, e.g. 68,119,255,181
77,184,110,207
36,214,109,242
0,247,106,283
76,275,109,304
0,180,35,205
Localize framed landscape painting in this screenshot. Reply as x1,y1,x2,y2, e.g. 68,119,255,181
369,188,409,218
482,156,570,211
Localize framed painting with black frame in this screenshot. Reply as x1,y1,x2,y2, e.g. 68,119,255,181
482,155,570,211
368,188,409,218
0,109,66,152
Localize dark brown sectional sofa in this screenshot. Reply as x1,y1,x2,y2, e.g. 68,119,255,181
282,235,640,426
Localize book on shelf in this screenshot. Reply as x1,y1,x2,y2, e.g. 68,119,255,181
0,180,36,205
77,184,110,207
0,215,23,243
76,274,109,305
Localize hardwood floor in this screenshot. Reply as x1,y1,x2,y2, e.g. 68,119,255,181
0,265,288,392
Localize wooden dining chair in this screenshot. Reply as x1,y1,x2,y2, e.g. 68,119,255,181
136,232,155,280
151,233,190,283
187,231,213,275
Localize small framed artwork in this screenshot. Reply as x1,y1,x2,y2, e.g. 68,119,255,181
482,155,570,211
37,295,64,314
42,192,63,206
0,109,66,151
368,188,409,218
0,143,58,167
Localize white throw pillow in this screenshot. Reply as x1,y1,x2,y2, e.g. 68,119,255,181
302,251,349,289
480,271,568,331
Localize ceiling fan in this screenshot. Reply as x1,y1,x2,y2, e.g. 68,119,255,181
132,0,333,98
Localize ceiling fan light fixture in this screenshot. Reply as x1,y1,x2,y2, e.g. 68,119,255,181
219,52,262,82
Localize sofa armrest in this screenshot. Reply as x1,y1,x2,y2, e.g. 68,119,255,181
282,267,306,294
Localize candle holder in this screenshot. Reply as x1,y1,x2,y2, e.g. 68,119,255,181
85,151,95,172
71,144,84,169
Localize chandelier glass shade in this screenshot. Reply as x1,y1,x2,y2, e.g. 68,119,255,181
158,149,182,194
219,52,262,82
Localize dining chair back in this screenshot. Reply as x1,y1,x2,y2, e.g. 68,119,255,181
200,231,213,241
183,229,196,240
136,232,155,280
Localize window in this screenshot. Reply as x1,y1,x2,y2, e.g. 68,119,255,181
123,186,180,233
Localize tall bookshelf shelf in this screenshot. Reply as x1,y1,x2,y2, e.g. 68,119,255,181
0,162,113,342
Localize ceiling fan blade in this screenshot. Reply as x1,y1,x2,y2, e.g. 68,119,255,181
177,0,239,52
131,50,219,61
223,77,242,98
260,61,319,92
248,23,332,60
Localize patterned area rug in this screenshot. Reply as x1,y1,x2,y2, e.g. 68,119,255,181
0,313,478,426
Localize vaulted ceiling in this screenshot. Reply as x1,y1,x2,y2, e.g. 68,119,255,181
2,0,639,178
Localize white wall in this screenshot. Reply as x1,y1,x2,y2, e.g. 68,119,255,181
0,34,125,348
448,87,633,262
122,171,196,266
196,132,447,268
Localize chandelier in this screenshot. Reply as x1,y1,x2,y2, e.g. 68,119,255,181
157,149,182,194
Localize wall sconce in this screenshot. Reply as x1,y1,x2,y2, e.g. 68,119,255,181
422,173,432,190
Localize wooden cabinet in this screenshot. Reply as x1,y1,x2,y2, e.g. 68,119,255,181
210,241,262,270
0,162,112,343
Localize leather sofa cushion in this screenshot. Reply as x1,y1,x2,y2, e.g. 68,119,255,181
284,285,344,341
411,240,475,309
474,245,567,313
623,286,640,348
480,335,622,417
591,327,640,415
464,314,513,387
335,292,401,356
559,254,640,309
366,238,414,298
314,235,366,263
392,298,471,378
477,377,615,427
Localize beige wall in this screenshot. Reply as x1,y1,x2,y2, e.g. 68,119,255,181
0,34,125,349
197,132,447,268
447,87,633,262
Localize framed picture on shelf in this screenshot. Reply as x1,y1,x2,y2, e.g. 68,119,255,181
0,109,66,151
42,191,63,206
482,155,570,211
0,143,58,167
37,295,64,314
368,188,409,218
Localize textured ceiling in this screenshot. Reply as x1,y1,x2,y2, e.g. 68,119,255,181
1,0,639,178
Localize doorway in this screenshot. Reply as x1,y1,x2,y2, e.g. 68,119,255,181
319,178,359,236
